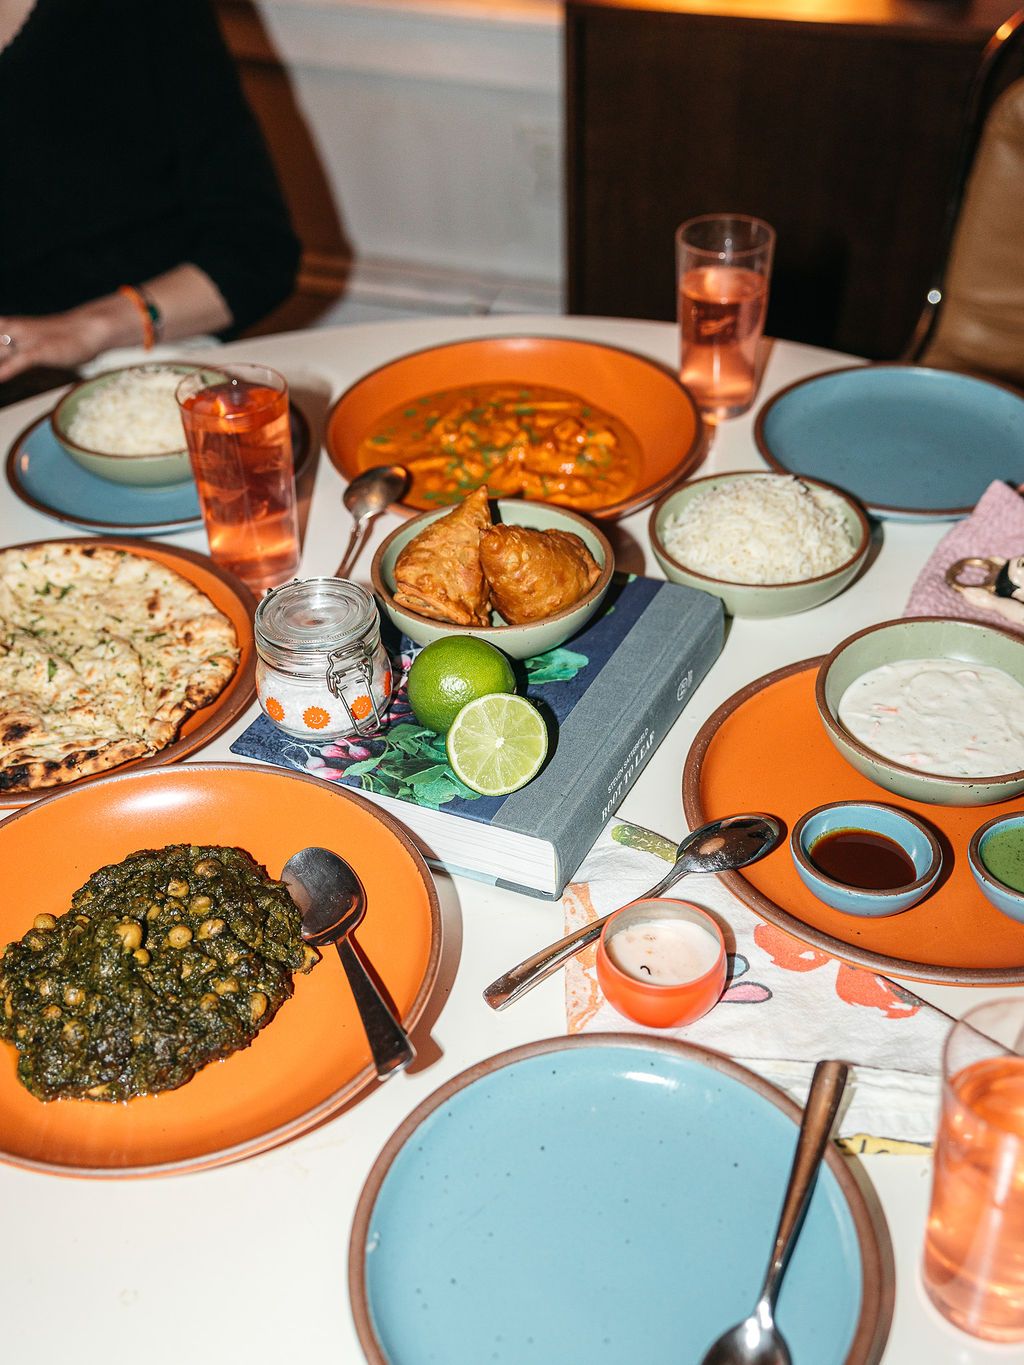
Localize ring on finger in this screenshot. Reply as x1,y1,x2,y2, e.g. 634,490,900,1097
0,333,15,351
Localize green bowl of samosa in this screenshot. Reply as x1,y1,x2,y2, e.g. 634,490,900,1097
370,490,614,660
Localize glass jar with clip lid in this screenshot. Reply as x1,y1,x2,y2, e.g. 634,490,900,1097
254,578,393,741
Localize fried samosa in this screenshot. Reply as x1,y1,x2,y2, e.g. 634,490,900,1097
393,485,493,626
479,524,601,624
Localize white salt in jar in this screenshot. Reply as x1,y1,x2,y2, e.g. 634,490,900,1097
254,578,393,740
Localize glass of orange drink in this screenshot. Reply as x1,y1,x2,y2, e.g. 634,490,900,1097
923,998,1024,1342
176,363,300,593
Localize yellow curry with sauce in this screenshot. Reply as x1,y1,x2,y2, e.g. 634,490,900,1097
355,384,642,511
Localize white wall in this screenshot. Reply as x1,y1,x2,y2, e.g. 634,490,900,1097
219,0,565,325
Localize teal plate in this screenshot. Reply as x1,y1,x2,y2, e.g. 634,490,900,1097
755,365,1024,521
6,405,313,536
349,1037,891,1365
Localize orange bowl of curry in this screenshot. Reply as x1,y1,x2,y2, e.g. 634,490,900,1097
325,335,705,519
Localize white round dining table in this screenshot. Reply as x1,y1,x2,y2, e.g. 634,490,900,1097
0,314,1017,1365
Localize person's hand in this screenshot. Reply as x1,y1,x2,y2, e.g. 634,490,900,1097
0,310,113,384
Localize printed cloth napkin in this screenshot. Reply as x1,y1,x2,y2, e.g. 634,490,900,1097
904,479,1024,629
564,819,954,1149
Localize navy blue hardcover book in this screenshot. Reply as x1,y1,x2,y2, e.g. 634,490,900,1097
231,575,724,897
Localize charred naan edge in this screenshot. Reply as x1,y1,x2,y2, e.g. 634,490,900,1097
0,544,240,792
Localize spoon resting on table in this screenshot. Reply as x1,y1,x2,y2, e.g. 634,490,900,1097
282,846,415,1079
482,813,782,1011
335,464,409,579
699,1059,849,1365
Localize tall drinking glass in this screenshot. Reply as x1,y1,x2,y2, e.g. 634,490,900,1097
176,363,300,593
676,214,775,420
923,998,1024,1342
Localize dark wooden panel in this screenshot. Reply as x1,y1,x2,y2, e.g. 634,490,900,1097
566,3,1020,357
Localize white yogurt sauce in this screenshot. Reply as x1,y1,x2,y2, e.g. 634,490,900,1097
605,918,720,985
838,657,1024,777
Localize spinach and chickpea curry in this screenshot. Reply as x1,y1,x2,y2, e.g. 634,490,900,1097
355,383,643,511
0,845,318,1103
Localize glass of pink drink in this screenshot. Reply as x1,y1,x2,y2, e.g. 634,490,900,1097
176,363,300,593
923,998,1024,1342
676,214,775,420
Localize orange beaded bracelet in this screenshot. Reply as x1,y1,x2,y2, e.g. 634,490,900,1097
118,283,159,350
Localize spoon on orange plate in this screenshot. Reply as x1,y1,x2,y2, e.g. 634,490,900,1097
282,846,414,1079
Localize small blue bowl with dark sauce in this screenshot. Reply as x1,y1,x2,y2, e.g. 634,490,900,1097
791,800,942,917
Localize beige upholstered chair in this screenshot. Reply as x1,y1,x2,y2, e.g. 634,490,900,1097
905,8,1024,390
917,76,1024,390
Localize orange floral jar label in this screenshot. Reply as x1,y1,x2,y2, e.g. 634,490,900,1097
264,696,285,722
350,694,373,721
303,705,331,730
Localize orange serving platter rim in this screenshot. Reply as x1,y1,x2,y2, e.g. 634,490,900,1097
324,333,706,520
0,536,258,809
682,659,1024,984
0,763,442,1177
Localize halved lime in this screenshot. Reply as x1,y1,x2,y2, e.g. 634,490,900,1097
446,694,548,796
407,636,517,735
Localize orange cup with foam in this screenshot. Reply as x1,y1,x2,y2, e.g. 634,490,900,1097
596,898,726,1029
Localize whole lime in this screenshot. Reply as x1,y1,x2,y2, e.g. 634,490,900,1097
407,637,516,734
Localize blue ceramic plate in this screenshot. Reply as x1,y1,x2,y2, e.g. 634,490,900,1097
6,406,313,536
349,1037,890,1365
755,366,1024,520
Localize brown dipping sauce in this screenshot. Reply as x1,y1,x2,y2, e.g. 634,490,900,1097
808,828,917,891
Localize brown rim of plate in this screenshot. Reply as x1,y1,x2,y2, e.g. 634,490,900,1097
370,498,616,633
648,470,871,591
347,1033,893,1365
0,536,258,809
753,363,1024,520
816,616,1024,789
0,762,442,1178
791,801,943,900
325,333,707,521
682,655,1024,983
6,403,313,533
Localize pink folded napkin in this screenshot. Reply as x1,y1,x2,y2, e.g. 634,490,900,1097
904,480,1024,629
564,818,952,1148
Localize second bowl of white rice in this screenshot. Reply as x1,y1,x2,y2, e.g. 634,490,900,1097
649,471,871,617
51,362,214,487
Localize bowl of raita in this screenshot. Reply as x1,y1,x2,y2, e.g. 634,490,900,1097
816,617,1024,806
649,471,870,617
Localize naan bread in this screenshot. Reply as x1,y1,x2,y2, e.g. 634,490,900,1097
0,543,240,792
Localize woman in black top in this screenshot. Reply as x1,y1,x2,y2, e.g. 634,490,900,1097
0,0,300,388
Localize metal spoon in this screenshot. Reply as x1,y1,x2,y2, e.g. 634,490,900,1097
699,1059,849,1365
282,846,415,1079
335,464,409,579
482,813,782,1011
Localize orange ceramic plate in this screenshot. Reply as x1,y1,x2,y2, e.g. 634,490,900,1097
325,334,705,519
0,764,441,1176
0,537,258,809
682,661,1024,984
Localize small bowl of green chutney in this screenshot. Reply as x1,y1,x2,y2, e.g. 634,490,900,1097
969,813,1024,924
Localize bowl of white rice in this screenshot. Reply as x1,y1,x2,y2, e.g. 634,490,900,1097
51,362,215,487
649,471,871,617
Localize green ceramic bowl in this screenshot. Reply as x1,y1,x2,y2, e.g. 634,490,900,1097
816,617,1024,806
51,362,212,487
648,471,870,618
371,499,614,660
